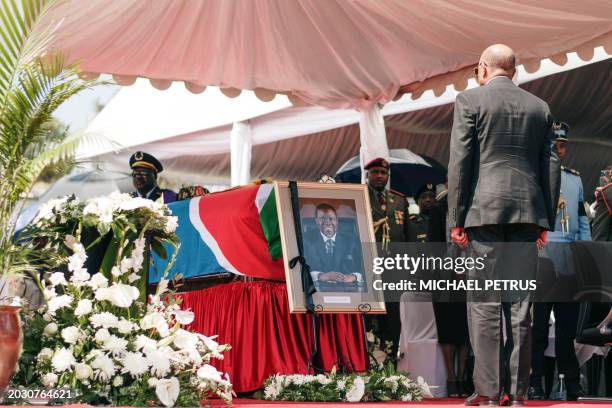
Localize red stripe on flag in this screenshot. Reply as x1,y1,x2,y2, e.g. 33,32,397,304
198,185,285,281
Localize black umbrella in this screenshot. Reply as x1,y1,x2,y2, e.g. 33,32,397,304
334,149,446,197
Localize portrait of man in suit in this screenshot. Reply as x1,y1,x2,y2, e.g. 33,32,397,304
302,202,366,292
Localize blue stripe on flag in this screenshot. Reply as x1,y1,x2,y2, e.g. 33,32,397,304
148,200,228,283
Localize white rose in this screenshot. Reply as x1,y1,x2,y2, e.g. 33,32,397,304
155,377,180,407
148,377,159,388
49,272,67,286
43,322,58,336
42,312,53,322
37,348,54,361
51,348,75,372
61,326,82,344
41,372,58,387
75,299,93,317
95,328,111,343
75,363,93,380
113,376,124,387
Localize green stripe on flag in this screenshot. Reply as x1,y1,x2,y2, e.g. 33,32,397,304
257,185,282,260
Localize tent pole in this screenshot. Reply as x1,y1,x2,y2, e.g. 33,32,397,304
230,121,252,186
359,105,389,183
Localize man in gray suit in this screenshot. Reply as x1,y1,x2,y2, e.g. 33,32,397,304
447,44,560,406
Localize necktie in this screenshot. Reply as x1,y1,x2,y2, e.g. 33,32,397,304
325,239,334,256
378,192,386,211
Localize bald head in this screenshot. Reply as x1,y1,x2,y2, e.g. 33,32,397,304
476,44,516,85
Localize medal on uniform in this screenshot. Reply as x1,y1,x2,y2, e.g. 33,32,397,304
394,210,404,225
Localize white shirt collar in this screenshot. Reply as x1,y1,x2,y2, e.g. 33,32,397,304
321,232,336,242
486,75,512,85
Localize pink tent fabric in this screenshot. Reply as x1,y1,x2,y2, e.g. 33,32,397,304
40,0,612,109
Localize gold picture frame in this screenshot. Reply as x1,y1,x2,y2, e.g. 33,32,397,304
274,181,386,313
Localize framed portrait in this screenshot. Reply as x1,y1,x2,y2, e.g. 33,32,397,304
274,181,385,313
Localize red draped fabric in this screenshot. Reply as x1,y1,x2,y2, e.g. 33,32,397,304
178,281,368,393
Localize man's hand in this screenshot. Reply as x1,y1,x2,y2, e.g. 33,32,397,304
536,229,548,250
318,272,346,282
451,227,469,249
343,274,357,283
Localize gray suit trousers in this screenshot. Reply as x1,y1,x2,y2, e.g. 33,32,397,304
466,223,540,397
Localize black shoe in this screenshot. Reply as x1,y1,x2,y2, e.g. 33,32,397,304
510,396,525,406
447,380,460,398
527,385,545,400
464,392,499,406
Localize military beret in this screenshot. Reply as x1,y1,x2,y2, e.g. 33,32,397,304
129,151,163,173
552,121,569,142
414,182,436,200
364,157,390,170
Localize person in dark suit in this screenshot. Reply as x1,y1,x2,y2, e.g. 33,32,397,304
447,44,561,406
130,151,177,203
303,203,364,290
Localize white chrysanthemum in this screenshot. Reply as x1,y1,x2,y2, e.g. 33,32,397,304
103,335,129,356
345,377,365,402
70,268,90,285
115,319,135,335
67,243,87,273
75,363,93,380
95,328,111,343
146,348,172,377
119,197,155,212
113,376,124,387
43,322,58,337
83,196,114,224
51,348,75,372
172,309,194,325
140,312,170,337
91,354,115,381
37,348,54,361
88,273,109,290
134,334,158,352
75,299,93,317
61,326,82,344
401,393,413,401
121,352,149,378
41,372,58,387
155,377,180,407
47,294,73,314
48,272,67,286
165,216,178,234
90,312,119,328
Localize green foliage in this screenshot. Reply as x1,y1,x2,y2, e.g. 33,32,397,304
0,0,103,290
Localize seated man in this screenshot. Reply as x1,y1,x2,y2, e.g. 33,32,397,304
129,151,177,203
303,203,365,292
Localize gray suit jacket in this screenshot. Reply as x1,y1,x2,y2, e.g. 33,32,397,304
447,76,561,230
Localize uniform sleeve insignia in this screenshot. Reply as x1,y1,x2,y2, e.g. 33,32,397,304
561,166,580,176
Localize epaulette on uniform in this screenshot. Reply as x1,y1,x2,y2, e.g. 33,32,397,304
389,189,405,197
561,165,580,176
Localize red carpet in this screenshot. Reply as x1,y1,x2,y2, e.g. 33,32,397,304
209,399,612,407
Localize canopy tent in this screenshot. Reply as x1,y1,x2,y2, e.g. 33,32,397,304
81,55,611,196
40,0,612,110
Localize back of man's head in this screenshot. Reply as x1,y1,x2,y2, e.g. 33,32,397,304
481,44,516,74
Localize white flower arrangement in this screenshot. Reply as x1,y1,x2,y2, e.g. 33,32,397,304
262,366,432,403
14,194,233,407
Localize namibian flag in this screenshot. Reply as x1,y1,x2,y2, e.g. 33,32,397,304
149,184,285,283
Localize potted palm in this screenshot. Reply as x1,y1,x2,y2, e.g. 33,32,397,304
0,0,100,395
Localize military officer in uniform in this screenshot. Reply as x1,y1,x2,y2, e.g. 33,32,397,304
364,157,410,364
408,183,436,242
130,151,178,203
593,165,612,241
529,121,591,401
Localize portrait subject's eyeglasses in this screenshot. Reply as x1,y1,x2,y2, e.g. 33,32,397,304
132,170,153,178
316,216,337,223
